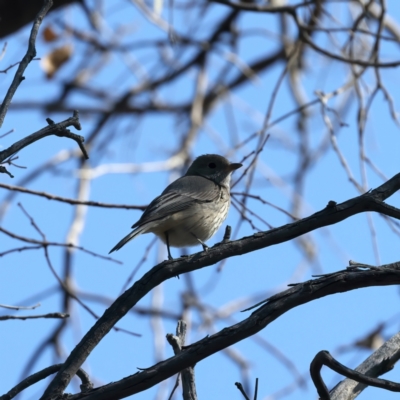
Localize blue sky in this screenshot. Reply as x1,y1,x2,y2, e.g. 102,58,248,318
1,1,400,399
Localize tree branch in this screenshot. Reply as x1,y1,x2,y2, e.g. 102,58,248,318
0,313,69,321
0,183,146,210
330,331,400,400
311,347,400,400
64,261,400,399
40,173,400,400
0,0,53,128
0,110,87,177
166,320,198,400
0,363,92,400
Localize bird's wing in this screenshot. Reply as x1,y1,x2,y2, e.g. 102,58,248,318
131,175,221,228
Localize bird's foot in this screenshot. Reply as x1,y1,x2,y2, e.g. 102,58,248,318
191,232,209,252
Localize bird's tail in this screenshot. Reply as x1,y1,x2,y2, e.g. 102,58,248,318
109,227,144,254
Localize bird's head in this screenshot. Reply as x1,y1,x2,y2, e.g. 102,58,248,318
185,154,242,187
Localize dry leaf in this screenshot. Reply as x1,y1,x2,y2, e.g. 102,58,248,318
42,25,59,42
40,44,73,79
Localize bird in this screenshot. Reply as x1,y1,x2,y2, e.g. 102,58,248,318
109,154,242,260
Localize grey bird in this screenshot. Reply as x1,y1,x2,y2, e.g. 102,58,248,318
109,154,242,259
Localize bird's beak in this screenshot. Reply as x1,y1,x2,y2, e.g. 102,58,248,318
227,162,242,172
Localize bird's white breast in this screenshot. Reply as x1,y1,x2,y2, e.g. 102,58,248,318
150,189,230,248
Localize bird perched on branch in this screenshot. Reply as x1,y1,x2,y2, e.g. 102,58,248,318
109,154,242,260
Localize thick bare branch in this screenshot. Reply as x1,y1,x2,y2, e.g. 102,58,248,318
0,363,92,400
40,173,400,399
63,261,400,399
311,345,400,400
330,331,400,400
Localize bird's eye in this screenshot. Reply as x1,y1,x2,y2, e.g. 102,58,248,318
208,162,216,169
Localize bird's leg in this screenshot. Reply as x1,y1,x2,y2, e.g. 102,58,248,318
164,231,174,260
191,233,209,252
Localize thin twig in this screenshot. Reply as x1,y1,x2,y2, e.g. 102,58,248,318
0,111,87,177
0,225,122,264
0,183,146,210
0,313,69,321
0,302,40,310
235,382,251,400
